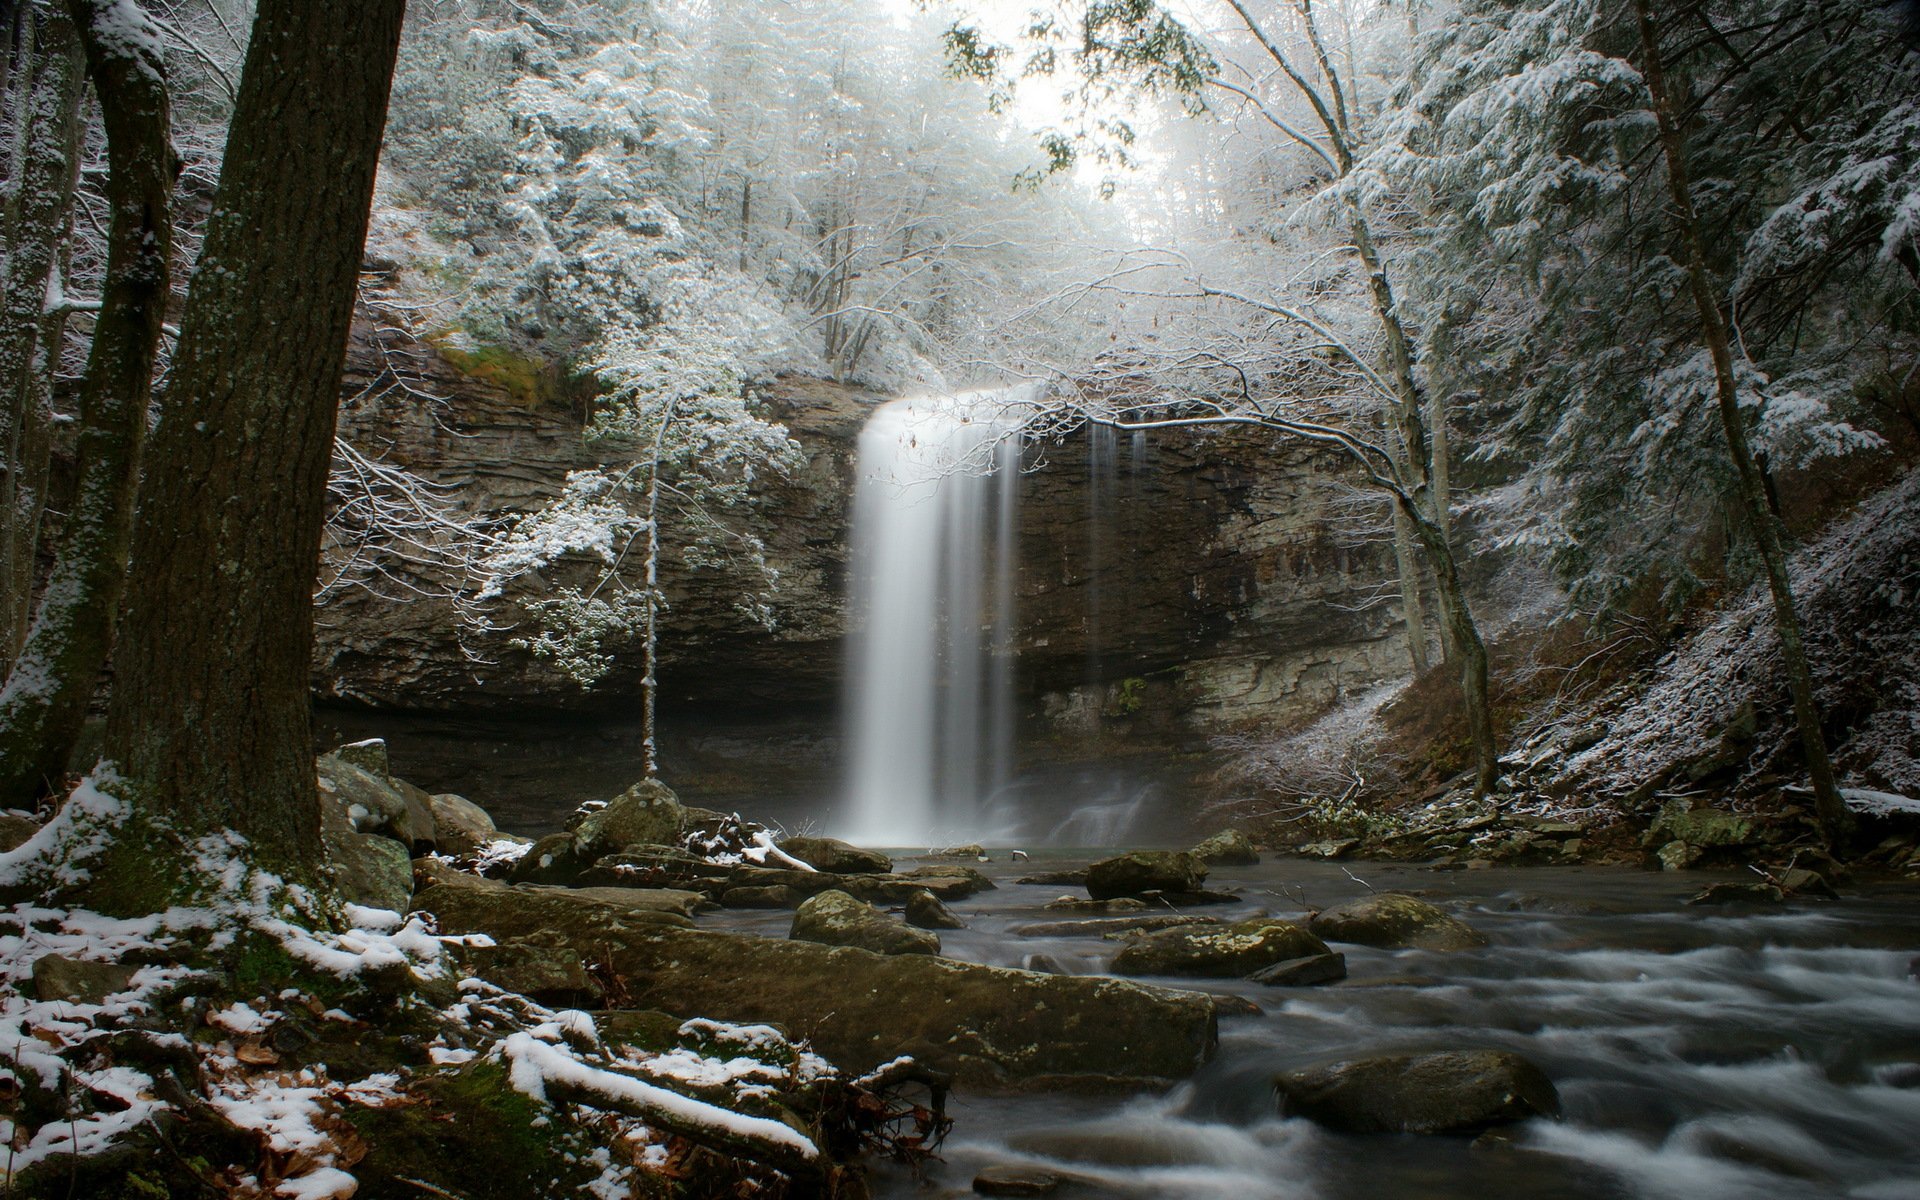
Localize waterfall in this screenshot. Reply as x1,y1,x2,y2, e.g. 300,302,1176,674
844,388,1026,844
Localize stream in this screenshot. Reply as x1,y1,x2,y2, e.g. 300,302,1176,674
710,855,1920,1200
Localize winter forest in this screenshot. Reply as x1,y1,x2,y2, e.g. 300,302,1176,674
0,0,1918,1196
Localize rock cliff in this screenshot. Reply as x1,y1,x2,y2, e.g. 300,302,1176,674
319,320,1411,747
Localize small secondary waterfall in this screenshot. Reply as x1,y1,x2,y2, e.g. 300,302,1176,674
844,388,1026,844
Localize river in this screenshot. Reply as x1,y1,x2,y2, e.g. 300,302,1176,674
711,854,1920,1200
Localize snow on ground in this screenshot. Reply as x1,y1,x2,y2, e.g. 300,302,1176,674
1551,468,1920,804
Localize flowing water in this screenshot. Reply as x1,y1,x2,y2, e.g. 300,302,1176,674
712,855,1920,1199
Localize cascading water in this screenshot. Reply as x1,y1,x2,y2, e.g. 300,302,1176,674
843,388,1027,844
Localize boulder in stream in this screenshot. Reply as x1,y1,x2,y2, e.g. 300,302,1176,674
1246,952,1347,987
1043,896,1144,915
415,879,1220,1088
1274,1049,1559,1134
1085,851,1208,900
790,889,940,956
721,884,804,908
1191,829,1260,866
1308,893,1488,951
1110,919,1330,978
904,889,966,929
778,836,892,875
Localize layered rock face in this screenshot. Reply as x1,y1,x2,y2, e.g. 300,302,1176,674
319,324,1409,742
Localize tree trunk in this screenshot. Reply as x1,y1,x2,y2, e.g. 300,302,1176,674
1405,499,1497,797
1631,0,1851,843
0,2,84,670
1351,210,1499,791
94,0,406,891
0,0,170,809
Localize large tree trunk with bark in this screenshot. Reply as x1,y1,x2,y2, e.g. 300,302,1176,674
0,2,85,670
93,0,405,893
1631,0,1851,844
0,0,171,808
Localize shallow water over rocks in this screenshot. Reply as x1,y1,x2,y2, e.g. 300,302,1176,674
715,856,1920,1199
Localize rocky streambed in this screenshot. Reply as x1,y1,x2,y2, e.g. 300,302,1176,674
310,741,1920,1197
794,854,1920,1200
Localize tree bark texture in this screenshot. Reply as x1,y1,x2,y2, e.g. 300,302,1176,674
1631,0,1851,842
0,1,84,671
0,0,170,808
99,0,406,879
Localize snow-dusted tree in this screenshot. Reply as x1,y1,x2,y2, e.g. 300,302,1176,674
1382,0,1918,838
81,0,405,899
0,0,174,810
475,383,800,776
0,0,85,671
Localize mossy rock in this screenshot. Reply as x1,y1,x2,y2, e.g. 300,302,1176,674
574,778,687,860
348,1061,598,1199
1110,919,1330,978
1308,893,1488,951
420,883,1220,1088
778,836,892,874
790,889,940,956
1086,851,1208,900
1646,802,1758,850
1191,829,1260,866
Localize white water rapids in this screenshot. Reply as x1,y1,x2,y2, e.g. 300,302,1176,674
842,387,1030,845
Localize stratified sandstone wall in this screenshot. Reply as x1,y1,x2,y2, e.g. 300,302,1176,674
318,320,1411,744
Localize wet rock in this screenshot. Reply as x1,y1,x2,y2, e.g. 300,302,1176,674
574,778,687,860
900,863,997,891
1246,953,1347,987
428,793,499,857
1296,838,1360,860
1209,993,1266,1018
777,836,892,874
905,889,966,929
840,873,986,904
1686,882,1786,905
1020,869,1090,887
538,886,709,919
1043,896,1145,915
32,954,138,1005
1110,919,1330,978
1191,829,1259,866
0,812,41,853
1085,851,1208,900
1023,954,1066,974
1776,867,1838,899
506,832,591,887
790,889,940,956
721,885,803,908
418,882,1221,1087
1013,915,1216,939
973,1166,1077,1196
931,844,986,859
1138,888,1239,907
1308,893,1488,951
1274,1050,1559,1134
